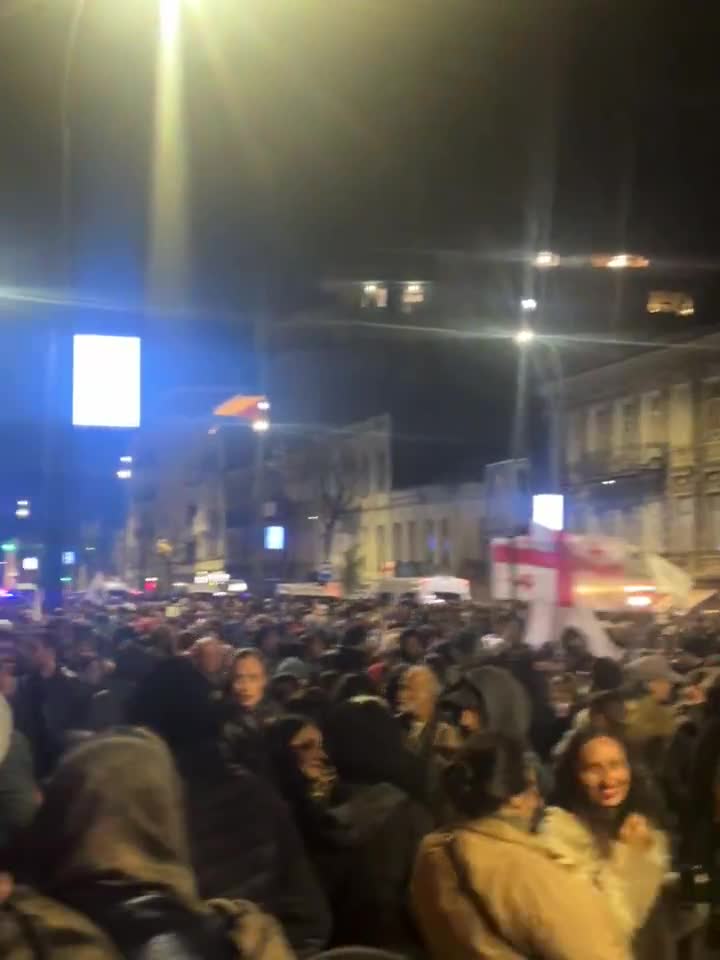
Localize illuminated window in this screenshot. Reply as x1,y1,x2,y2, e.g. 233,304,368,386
646,291,694,317
361,282,388,309
401,282,426,310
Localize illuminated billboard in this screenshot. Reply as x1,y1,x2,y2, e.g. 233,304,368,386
264,526,285,551
532,494,564,532
72,335,141,428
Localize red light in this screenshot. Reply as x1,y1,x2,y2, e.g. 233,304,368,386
144,581,157,593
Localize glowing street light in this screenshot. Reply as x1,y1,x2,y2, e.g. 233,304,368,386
116,469,133,480
514,328,535,346
520,298,538,313
534,251,559,268
251,418,270,433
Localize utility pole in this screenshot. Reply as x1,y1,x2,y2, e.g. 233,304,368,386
252,282,269,593
42,1,86,612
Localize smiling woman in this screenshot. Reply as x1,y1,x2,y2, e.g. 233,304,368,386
539,729,668,944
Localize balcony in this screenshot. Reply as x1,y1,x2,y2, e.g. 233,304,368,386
568,444,666,486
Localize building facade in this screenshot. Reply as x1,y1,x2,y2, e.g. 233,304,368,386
560,331,720,582
122,413,487,590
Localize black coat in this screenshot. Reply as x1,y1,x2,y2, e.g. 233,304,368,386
174,745,331,958
13,669,91,779
304,781,433,953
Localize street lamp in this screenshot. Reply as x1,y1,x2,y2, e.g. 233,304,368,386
534,251,559,268
251,418,270,433
512,332,565,491
515,328,535,346
520,297,538,313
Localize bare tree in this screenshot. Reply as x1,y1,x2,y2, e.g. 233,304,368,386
284,432,362,562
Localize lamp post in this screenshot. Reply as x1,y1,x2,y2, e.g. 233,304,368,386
514,325,565,492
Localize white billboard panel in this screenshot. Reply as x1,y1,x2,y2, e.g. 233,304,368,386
72,335,141,428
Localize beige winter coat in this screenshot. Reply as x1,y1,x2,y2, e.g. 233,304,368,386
411,816,631,960
538,806,668,940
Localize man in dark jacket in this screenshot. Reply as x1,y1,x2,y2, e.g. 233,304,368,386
322,697,434,953
129,658,331,958
13,631,90,779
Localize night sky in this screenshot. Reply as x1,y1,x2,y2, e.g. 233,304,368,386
1,0,719,531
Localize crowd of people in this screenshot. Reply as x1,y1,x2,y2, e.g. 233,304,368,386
0,594,719,958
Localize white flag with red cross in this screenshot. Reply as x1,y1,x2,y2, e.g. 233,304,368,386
491,533,627,608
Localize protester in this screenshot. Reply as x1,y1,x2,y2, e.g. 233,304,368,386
322,697,433,952
0,695,37,852
540,729,667,944
411,732,631,959
5,586,719,954
442,664,531,740
552,689,628,760
191,633,233,691
3,729,293,959
13,630,91,779
625,654,681,740
223,648,278,772
129,657,331,957
397,665,461,761
270,657,311,706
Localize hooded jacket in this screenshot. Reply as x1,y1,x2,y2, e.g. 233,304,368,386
4,729,293,960
444,666,531,740
443,666,551,796
412,816,631,960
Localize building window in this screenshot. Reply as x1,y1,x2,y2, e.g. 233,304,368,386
706,382,720,437
595,405,612,453
425,520,436,565
440,517,451,568
672,498,695,553
407,521,417,563
376,526,386,571
708,496,720,551
401,282,426,311
359,455,370,496
645,392,665,445
647,291,694,317
361,282,388,309
375,451,388,492
393,523,403,563
620,400,638,450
